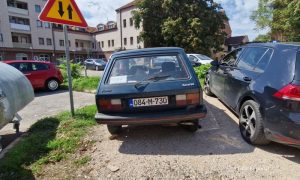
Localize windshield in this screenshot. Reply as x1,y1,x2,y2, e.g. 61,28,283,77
95,59,105,64
107,55,189,85
196,54,212,60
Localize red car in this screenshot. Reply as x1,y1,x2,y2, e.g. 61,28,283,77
4,60,64,91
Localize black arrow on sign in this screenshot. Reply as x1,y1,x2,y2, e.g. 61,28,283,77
67,5,73,20
58,1,64,17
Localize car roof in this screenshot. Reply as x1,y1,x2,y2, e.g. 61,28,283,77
111,47,184,58
244,42,300,50
3,60,52,64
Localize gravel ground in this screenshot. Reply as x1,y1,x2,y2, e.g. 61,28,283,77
39,95,300,180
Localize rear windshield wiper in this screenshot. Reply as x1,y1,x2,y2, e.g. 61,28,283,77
135,75,171,89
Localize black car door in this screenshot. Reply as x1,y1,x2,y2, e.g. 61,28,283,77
210,48,243,101
224,47,273,109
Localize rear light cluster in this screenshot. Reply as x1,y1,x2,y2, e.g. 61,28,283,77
98,99,122,111
176,93,200,106
274,84,300,101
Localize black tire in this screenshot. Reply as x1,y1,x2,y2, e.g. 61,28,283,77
239,100,270,145
46,79,59,91
107,125,122,135
204,74,214,96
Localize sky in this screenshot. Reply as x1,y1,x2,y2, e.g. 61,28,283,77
76,0,268,41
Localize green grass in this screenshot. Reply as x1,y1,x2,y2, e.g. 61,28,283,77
62,76,100,93
0,106,97,179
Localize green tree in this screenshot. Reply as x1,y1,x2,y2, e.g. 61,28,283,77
251,0,300,41
133,0,228,55
253,34,271,42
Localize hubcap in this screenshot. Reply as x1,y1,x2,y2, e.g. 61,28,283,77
48,80,58,90
240,105,256,138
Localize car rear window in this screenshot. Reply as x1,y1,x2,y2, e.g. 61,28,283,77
296,51,300,81
107,55,189,85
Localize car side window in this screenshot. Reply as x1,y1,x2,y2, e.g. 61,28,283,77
237,47,270,72
254,49,273,73
18,63,31,72
221,48,243,66
32,63,49,71
189,56,197,62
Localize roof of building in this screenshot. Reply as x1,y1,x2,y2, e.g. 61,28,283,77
225,36,249,46
116,0,138,11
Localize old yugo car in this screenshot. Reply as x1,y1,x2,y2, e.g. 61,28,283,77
95,47,207,134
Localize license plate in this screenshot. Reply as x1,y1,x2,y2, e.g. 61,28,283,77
129,96,169,107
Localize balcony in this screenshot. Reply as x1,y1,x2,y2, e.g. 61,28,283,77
13,42,32,49
8,6,29,15
10,23,30,31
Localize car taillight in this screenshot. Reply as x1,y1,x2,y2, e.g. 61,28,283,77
273,84,300,101
176,93,200,106
98,99,122,111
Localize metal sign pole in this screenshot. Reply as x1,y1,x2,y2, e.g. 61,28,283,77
63,25,75,116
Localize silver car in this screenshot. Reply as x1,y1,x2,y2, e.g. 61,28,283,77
84,59,107,71
187,54,214,66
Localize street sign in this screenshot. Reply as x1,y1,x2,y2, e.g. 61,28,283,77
39,0,88,116
39,0,87,27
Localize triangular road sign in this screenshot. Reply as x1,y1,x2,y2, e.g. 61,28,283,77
39,0,88,27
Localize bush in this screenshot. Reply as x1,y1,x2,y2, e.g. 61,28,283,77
59,63,83,80
194,64,212,80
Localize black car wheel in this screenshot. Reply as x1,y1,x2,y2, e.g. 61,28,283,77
204,74,214,96
239,100,270,145
107,125,122,135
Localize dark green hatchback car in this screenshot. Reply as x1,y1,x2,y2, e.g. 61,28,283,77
95,47,207,134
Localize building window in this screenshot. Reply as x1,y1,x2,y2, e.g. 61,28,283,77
98,42,101,48
35,5,41,13
112,40,114,47
12,36,19,42
80,42,83,48
130,37,134,45
108,40,111,47
16,53,28,60
0,33,3,42
46,38,52,45
69,40,71,47
39,38,44,45
101,41,104,48
124,38,127,46
60,40,64,46
36,20,43,27
123,19,127,28
39,54,50,61
130,18,133,26
92,43,95,49
44,22,50,28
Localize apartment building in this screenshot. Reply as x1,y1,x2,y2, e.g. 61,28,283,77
0,0,101,62
95,1,144,58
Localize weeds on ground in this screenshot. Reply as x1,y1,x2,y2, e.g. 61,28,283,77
0,106,97,179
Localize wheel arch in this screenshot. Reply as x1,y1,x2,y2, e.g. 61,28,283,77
237,92,264,116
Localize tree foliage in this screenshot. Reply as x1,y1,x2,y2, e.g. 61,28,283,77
253,34,272,42
133,0,228,55
251,0,300,41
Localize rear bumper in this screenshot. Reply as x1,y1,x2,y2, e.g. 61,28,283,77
265,129,300,148
95,105,207,125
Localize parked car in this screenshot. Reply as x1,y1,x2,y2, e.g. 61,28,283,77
84,59,107,71
204,43,300,147
4,60,63,91
0,62,34,151
188,54,214,66
95,47,207,134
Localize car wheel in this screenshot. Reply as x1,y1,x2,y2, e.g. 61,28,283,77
239,100,270,145
46,79,59,91
107,125,122,135
204,74,214,96
95,66,99,71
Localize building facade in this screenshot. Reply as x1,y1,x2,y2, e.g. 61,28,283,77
0,0,102,62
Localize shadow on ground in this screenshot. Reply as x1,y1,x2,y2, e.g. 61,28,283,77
118,99,255,156
34,89,68,97
0,117,60,179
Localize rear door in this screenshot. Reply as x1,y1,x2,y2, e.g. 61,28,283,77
210,48,243,101
224,47,273,108
10,62,35,87
30,63,50,88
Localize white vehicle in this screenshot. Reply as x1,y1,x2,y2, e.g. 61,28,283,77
187,54,214,65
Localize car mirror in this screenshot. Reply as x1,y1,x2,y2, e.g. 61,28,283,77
210,60,219,67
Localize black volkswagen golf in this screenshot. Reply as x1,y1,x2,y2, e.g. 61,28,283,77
204,43,300,147
95,47,207,134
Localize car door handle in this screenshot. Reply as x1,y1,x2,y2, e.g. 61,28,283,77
243,77,252,81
